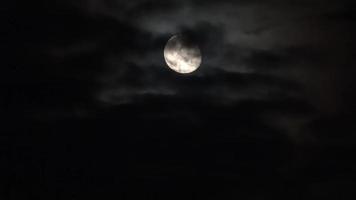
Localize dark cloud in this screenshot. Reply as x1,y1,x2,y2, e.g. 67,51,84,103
3,0,356,199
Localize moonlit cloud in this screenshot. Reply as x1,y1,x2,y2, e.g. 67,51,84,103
4,0,356,198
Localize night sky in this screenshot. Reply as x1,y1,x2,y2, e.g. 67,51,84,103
3,0,356,199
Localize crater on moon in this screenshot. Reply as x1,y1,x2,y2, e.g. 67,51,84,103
164,34,202,74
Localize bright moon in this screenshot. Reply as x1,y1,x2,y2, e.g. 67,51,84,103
164,34,202,74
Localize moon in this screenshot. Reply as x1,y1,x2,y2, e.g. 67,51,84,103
164,34,202,74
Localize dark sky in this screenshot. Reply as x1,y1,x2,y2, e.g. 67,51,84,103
3,0,356,199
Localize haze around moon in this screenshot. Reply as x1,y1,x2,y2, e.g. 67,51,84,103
164,34,202,74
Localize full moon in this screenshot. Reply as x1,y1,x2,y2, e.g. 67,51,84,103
164,34,202,74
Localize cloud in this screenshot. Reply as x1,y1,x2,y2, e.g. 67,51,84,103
4,1,356,198
7,0,356,143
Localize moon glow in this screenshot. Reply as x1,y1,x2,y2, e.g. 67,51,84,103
164,34,202,74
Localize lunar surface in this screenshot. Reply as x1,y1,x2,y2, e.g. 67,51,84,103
164,34,202,74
